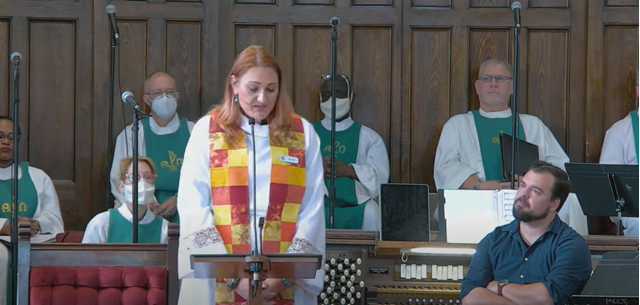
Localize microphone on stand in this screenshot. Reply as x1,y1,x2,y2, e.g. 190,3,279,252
9,50,22,305
121,91,148,115
10,52,22,67
329,16,340,28
248,117,261,300
510,0,522,189
511,1,522,28
106,4,120,43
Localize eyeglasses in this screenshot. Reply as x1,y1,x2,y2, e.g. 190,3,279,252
124,173,157,184
146,89,177,99
479,75,513,83
0,132,15,142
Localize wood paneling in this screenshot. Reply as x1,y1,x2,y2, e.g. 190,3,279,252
409,29,450,185
28,21,76,180
0,20,9,115
351,27,392,152
526,30,568,147
529,0,569,8
166,21,203,121
0,0,636,236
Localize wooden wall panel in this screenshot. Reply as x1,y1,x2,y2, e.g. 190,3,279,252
351,27,392,152
409,29,450,185
0,20,8,115
527,30,568,147
234,25,276,56
166,21,203,122
292,26,349,121
529,0,569,8
411,0,452,7
469,0,509,8
28,21,76,180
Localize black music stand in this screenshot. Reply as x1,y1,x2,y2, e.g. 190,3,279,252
191,253,322,304
565,163,639,236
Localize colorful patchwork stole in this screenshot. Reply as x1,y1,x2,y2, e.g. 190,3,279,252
209,114,306,305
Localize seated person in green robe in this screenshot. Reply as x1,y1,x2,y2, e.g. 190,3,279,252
83,156,168,243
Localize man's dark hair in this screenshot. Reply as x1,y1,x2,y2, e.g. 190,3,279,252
524,160,572,211
0,115,21,140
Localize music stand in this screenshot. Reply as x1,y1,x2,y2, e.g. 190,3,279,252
191,253,322,304
565,163,639,236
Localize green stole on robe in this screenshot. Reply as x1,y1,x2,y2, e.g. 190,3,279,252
106,208,163,243
0,162,38,305
141,116,190,223
471,110,526,181
630,109,639,164
313,121,368,230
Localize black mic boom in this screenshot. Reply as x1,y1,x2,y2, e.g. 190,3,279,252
511,1,522,28
329,17,340,27
106,4,120,42
9,52,22,66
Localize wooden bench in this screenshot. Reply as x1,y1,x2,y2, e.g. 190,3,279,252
16,222,179,305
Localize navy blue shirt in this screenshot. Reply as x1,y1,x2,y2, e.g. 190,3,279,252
460,216,592,305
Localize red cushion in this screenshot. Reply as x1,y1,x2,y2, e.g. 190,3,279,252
29,266,167,305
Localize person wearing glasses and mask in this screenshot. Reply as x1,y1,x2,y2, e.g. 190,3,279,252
313,74,390,231
84,156,168,243
0,116,64,305
433,58,588,235
110,72,195,223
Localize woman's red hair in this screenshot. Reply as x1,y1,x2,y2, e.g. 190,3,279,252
209,45,296,144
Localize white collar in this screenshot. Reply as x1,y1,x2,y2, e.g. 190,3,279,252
240,115,270,138
478,108,512,119
148,114,181,134
117,204,157,224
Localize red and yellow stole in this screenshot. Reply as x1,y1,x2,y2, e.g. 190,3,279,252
209,114,306,305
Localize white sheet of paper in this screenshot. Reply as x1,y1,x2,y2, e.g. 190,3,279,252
444,190,499,243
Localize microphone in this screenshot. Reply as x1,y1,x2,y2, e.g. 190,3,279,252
120,91,145,113
10,52,22,66
329,17,340,27
106,4,120,42
511,1,522,28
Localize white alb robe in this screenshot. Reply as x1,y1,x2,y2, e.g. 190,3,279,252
600,111,638,237
110,114,195,207
318,117,390,231
434,108,588,236
82,203,169,243
177,114,326,304
0,165,64,305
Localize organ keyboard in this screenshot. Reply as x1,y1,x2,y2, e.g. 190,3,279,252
324,230,638,305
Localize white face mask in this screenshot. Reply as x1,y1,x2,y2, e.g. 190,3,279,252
151,95,178,119
123,180,156,205
320,97,351,119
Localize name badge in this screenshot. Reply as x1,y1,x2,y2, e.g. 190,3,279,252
280,155,299,164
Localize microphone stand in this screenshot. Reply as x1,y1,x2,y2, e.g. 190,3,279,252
246,118,268,303
131,111,141,243
328,20,338,229
105,32,119,210
10,57,20,305
510,15,521,189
